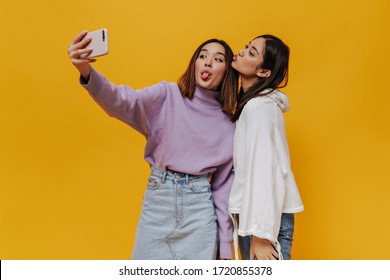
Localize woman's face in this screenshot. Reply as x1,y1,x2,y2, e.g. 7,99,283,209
232,37,266,79
195,42,227,91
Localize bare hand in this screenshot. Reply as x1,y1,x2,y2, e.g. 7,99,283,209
250,236,279,260
67,30,96,80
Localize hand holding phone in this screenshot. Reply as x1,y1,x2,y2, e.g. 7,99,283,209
68,29,109,79
80,28,109,58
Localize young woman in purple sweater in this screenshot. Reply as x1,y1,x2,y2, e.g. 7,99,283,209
67,31,238,259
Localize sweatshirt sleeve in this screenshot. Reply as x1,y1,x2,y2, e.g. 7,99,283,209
238,99,287,242
211,160,234,259
80,67,169,137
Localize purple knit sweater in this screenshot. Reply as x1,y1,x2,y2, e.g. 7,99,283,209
81,68,235,258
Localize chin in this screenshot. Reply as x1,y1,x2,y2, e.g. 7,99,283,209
199,83,210,89
195,79,208,88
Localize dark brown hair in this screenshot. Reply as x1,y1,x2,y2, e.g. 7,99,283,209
232,34,290,121
178,39,238,117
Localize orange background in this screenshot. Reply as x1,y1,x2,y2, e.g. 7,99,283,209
1,0,389,259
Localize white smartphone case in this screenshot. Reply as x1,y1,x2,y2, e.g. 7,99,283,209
82,28,108,58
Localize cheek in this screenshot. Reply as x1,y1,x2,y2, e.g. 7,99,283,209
216,64,227,77
241,59,252,68
240,60,257,74
195,60,202,73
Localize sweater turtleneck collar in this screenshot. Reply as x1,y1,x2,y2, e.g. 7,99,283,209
191,85,221,109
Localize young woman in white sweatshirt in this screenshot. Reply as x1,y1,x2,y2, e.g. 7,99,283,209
228,35,304,260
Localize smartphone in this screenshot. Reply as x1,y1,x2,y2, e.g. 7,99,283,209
81,28,108,58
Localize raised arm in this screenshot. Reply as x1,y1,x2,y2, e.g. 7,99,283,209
67,31,171,137
67,30,95,80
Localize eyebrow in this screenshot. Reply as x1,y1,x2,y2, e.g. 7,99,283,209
200,48,226,57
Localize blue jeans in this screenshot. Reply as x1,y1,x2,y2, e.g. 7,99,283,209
238,213,295,260
131,167,218,260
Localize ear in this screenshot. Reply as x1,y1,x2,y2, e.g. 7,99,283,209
256,69,271,78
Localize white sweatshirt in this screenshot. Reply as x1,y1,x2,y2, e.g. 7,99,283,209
228,89,304,259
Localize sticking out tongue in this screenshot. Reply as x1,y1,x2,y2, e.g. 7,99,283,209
201,72,211,81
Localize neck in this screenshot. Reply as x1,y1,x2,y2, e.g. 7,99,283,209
240,76,259,93
192,85,220,108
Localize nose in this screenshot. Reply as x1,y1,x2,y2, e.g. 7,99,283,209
204,57,212,67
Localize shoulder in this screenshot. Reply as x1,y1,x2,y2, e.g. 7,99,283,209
136,81,182,97
239,97,278,129
243,96,277,116
142,81,178,91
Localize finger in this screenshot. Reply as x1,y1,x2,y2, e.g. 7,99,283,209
69,48,93,60
68,37,92,54
70,30,88,46
69,57,93,67
72,56,96,63
270,243,279,259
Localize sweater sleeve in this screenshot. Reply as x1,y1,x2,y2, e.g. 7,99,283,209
238,99,287,242
211,160,234,259
80,67,169,137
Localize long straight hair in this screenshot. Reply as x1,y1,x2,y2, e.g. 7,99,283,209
232,35,289,121
178,39,238,117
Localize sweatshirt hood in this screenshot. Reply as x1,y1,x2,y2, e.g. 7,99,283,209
260,89,290,112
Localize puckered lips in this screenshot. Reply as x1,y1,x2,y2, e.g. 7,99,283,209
201,70,212,81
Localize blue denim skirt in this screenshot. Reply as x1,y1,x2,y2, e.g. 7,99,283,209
131,167,218,260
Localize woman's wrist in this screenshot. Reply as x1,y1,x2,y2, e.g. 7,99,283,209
79,65,91,81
